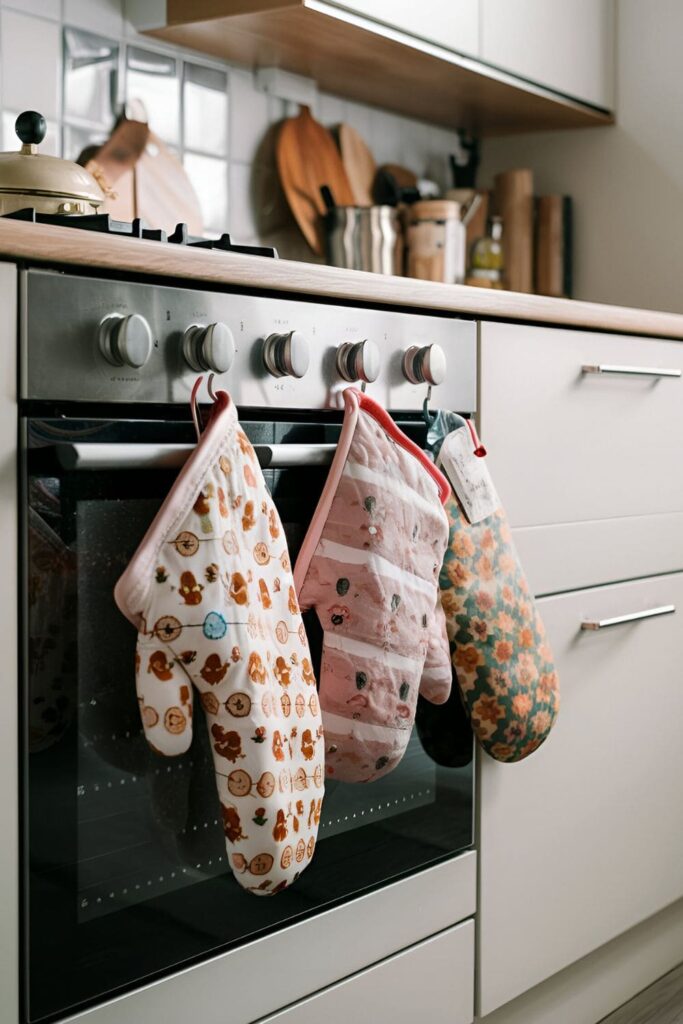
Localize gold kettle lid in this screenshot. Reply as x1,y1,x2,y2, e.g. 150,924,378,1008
0,111,103,204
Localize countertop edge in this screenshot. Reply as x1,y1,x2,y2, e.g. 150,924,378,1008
2,220,683,340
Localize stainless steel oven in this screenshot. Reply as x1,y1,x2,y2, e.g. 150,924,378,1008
17,267,477,1023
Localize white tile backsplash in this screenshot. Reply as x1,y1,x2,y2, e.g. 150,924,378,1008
0,0,60,19
229,69,271,165
0,0,461,251
64,0,123,37
318,92,347,130
228,160,258,243
1,8,61,120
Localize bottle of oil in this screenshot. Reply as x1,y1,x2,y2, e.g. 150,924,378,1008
467,215,504,288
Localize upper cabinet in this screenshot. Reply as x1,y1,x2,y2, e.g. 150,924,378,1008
131,0,615,133
328,0,480,59
481,0,615,109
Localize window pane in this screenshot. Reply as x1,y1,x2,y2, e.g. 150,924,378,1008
183,63,228,156
183,153,228,234
126,46,179,145
64,27,118,126
63,123,108,162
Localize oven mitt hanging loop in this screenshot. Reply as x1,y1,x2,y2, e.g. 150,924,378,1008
294,387,452,783
431,413,560,762
115,389,324,895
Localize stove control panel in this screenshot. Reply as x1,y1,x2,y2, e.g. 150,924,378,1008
21,269,477,412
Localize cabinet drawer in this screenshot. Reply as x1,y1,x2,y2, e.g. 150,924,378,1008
514,513,683,596
478,572,683,1015
479,322,683,528
259,920,474,1023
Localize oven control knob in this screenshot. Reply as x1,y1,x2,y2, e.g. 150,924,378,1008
98,313,153,369
263,330,310,379
402,343,447,386
183,322,235,374
336,340,380,383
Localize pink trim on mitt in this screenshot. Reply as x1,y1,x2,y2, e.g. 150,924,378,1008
114,390,237,629
355,390,451,504
293,388,361,597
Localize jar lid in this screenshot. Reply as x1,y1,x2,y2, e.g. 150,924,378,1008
409,199,461,222
0,111,104,206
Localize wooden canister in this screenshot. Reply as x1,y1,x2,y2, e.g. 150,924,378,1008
535,194,572,298
406,200,465,284
494,169,534,293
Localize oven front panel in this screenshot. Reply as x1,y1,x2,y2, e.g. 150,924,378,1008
21,269,477,412
23,413,473,1023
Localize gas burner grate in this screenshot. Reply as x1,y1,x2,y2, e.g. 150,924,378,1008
2,208,278,258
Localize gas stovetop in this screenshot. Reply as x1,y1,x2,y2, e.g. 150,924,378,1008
3,208,278,258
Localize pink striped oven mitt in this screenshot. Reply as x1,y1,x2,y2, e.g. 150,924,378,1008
294,388,452,783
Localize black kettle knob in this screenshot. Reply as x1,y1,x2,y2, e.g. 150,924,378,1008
15,111,47,146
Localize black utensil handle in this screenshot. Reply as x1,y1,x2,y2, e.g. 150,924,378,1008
320,184,336,212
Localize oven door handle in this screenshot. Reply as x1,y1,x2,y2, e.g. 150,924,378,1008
55,442,338,470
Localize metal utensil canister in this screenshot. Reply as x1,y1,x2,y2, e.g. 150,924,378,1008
325,205,403,275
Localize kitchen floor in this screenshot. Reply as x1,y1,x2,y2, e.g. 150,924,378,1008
598,963,683,1024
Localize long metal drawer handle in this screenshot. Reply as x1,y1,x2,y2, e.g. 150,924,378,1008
581,604,676,631
582,364,681,378
56,442,337,471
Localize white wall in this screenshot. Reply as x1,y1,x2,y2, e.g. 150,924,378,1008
0,0,462,256
480,0,683,313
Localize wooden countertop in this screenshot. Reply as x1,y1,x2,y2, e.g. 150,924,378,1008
2,219,683,339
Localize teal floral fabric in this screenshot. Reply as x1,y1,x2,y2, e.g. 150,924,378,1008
439,496,560,762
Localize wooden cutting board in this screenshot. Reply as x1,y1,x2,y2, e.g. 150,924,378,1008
380,163,419,189
337,123,375,206
85,120,204,236
276,105,355,254
134,132,204,236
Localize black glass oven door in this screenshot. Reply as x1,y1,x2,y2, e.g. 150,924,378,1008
23,414,473,1023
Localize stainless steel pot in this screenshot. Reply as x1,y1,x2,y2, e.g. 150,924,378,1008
325,205,403,275
0,110,104,215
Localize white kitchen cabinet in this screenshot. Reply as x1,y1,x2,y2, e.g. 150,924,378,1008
259,920,474,1023
327,0,480,57
477,572,683,1016
513,513,683,598
481,0,615,108
479,322,683,529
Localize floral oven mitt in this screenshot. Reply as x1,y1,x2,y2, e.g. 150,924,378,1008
433,413,560,762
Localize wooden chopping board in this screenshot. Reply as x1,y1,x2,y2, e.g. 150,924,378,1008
380,163,418,189
337,123,375,206
84,118,204,236
276,105,355,254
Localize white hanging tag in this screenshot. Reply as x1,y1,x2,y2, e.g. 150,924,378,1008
437,427,500,524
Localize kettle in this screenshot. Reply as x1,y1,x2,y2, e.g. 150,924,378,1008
0,110,104,216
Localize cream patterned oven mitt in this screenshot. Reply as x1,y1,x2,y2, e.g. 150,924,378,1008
115,390,324,895
294,387,453,784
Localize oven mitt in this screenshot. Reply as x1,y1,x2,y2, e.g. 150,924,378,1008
115,390,324,896
430,411,560,762
294,387,452,783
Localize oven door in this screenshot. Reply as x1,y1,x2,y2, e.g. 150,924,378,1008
22,410,473,1023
